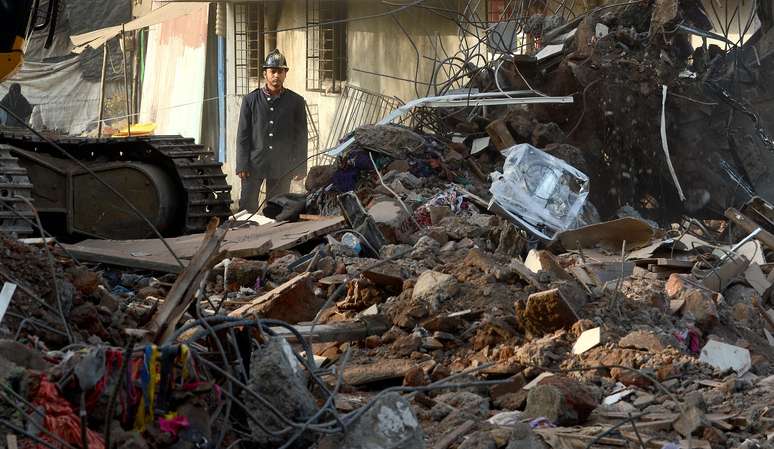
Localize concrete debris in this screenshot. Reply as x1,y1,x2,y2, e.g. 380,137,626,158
572,327,601,355
619,330,668,352
524,375,598,425
244,337,318,447
8,1,774,448
412,270,459,302
699,340,753,376
321,392,425,449
505,423,550,449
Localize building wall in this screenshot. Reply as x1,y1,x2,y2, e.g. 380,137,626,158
224,0,477,206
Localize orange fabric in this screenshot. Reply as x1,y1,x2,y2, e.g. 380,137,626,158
31,375,105,449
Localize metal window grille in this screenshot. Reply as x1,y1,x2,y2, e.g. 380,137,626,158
306,0,347,93
486,0,553,55
324,85,404,150
487,0,516,21
234,3,263,96
306,102,324,167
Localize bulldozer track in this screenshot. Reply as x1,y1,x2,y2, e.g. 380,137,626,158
0,131,232,235
0,144,34,236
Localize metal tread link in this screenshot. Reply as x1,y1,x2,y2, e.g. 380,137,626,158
0,145,34,236
145,137,233,232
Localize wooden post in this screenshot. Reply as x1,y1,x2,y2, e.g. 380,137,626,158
121,25,132,136
146,218,227,343
97,43,108,138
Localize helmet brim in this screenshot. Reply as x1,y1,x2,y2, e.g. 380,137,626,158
262,65,289,70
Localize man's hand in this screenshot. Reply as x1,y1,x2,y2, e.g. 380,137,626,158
237,171,250,179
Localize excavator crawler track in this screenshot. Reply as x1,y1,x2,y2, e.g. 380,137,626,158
0,144,34,236
0,130,232,236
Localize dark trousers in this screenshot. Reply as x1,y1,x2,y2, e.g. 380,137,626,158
239,175,293,213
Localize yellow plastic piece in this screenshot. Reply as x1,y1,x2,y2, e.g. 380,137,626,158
112,122,157,137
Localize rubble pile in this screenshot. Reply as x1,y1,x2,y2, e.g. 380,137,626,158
5,1,774,449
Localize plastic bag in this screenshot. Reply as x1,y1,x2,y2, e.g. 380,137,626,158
489,144,589,240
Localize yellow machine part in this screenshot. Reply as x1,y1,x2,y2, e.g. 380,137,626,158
0,37,25,83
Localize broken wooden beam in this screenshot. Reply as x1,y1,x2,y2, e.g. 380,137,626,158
228,272,323,324
433,420,476,449
338,358,434,386
268,315,390,344
146,218,227,343
486,118,517,150
177,314,389,345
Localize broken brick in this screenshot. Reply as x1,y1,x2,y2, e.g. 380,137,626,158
403,365,430,387
619,330,667,352
524,375,597,425
490,373,526,401
229,273,323,324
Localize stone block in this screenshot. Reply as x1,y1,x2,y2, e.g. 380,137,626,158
322,392,425,449
243,337,317,447
412,271,459,301
619,330,666,352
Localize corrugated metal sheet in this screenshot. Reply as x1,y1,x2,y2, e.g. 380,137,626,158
139,3,209,142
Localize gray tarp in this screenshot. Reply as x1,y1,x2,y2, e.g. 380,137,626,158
0,57,101,135
0,0,129,134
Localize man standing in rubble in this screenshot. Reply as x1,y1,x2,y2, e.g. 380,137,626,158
236,49,308,212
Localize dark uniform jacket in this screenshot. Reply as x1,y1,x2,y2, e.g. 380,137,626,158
236,87,308,178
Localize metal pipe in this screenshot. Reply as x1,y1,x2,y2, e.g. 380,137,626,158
258,1,265,85
217,2,227,162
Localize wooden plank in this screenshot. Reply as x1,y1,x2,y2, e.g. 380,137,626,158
634,258,695,268
19,237,55,245
299,214,332,221
223,217,344,257
554,217,655,251
633,419,677,431
341,359,426,385
176,315,390,344
60,248,185,273
619,431,660,449
269,315,390,343
146,218,227,343
725,208,774,251
61,217,344,273
433,420,475,449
